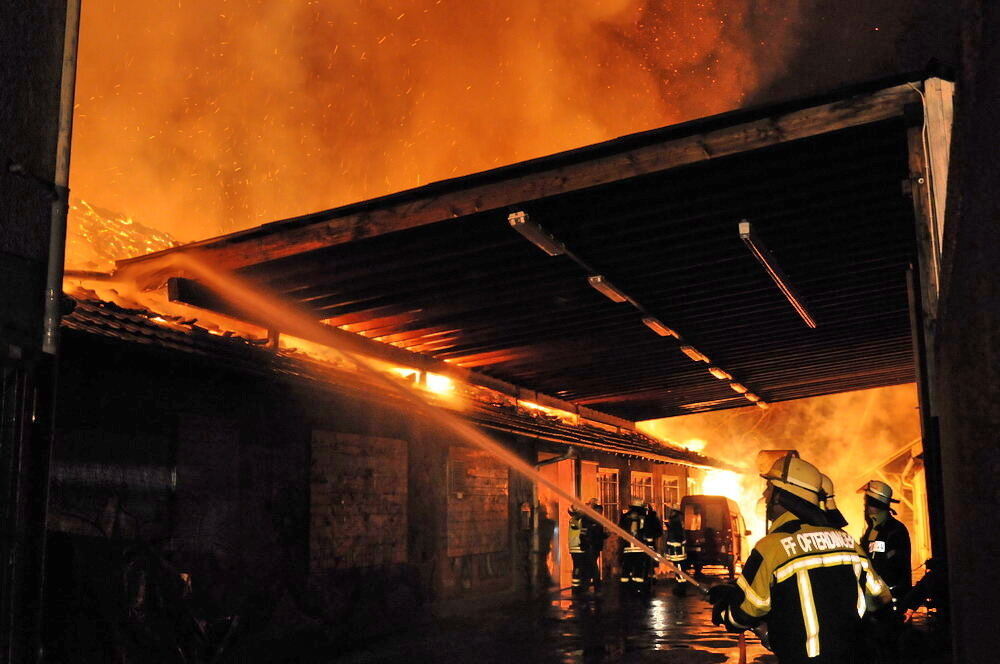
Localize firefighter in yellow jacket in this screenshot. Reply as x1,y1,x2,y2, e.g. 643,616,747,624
709,456,892,663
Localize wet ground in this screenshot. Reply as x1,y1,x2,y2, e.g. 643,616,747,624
318,576,952,664
326,579,773,664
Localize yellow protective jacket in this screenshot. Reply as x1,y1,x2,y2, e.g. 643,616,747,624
719,512,892,663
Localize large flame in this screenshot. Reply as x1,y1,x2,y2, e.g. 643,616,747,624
69,2,952,258
639,385,922,542
69,0,814,247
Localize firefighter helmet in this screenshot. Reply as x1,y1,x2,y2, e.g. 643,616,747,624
858,480,899,506
761,455,823,507
820,474,837,510
629,497,644,508
820,473,848,528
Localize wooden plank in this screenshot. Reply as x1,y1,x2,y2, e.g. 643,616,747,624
118,83,920,273
923,78,955,260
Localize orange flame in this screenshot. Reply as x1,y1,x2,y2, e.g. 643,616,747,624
69,0,812,252
639,385,923,542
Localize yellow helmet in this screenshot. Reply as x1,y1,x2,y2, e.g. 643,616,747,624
761,455,823,507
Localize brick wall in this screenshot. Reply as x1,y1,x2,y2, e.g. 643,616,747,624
310,431,408,570
446,445,509,557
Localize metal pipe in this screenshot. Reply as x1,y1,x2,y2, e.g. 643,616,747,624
42,0,81,355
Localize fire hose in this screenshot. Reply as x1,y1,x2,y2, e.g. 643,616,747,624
566,501,768,659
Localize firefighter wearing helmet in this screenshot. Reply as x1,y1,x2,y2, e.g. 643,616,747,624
859,480,912,602
709,455,892,663
618,497,659,591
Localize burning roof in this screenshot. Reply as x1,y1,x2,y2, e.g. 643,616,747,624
61,294,727,470
105,74,943,420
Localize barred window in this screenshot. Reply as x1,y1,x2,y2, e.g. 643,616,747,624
662,477,680,515
597,468,619,518
630,471,653,507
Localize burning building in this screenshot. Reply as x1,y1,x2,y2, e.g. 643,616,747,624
40,70,954,658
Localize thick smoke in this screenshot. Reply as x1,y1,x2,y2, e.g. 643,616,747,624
639,384,922,539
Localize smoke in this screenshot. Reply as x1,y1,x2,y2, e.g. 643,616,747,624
70,0,813,244
638,384,922,539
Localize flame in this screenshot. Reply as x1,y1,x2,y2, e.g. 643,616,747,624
639,385,923,541
519,400,579,425
697,467,765,538
679,438,707,453
66,199,180,271
67,0,819,254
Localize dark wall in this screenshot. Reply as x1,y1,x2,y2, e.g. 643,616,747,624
47,330,538,658
1,4,72,659
0,0,68,348
935,2,1000,662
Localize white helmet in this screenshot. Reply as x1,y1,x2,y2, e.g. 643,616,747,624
761,455,824,507
858,480,899,507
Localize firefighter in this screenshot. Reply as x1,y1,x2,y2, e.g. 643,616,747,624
583,499,608,590
619,498,653,590
568,504,589,591
858,480,912,663
642,503,663,584
709,455,893,664
664,505,688,593
858,480,912,603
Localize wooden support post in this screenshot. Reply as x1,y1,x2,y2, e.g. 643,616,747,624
903,77,955,560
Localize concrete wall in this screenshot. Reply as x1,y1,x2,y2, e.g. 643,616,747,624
935,2,1000,661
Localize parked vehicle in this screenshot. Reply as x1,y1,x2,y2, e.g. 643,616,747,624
679,494,750,580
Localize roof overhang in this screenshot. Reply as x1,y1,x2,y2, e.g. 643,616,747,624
113,73,950,421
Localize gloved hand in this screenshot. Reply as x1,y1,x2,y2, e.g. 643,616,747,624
708,583,741,606
708,584,742,629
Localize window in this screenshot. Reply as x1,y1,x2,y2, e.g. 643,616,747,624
597,468,619,518
630,471,653,507
662,477,680,516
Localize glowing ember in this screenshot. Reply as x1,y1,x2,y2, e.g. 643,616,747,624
66,199,179,271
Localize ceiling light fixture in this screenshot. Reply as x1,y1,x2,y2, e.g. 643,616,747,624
587,275,629,303
755,400,770,410
508,211,566,256
641,317,678,338
744,392,761,402
729,382,748,394
708,367,732,380
679,345,710,363
739,220,817,328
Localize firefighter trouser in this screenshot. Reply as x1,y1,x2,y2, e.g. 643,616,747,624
620,552,648,584
665,540,686,582
571,552,598,589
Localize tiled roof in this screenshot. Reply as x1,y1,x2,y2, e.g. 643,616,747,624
62,296,728,469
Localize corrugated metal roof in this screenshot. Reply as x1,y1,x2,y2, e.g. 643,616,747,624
226,120,916,419
114,76,926,421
